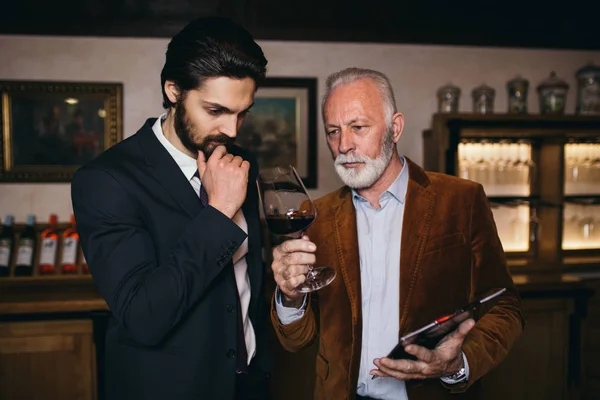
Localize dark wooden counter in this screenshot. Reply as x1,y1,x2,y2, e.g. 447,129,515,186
1,271,598,400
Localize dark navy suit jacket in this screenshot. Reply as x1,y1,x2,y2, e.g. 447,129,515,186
71,118,271,399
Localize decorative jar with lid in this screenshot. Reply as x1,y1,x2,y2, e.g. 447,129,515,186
537,71,569,115
436,84,461,113
575,62,600,115
506,75,529,114
471,84,495,114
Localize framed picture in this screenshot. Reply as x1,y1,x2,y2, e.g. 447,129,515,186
0,80,123,182
237,77,318,188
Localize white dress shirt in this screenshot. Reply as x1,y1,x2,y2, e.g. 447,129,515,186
153,115,256,365
276,158,468,398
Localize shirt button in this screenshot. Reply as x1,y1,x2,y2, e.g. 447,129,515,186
227,349,237,358
226,304,235,313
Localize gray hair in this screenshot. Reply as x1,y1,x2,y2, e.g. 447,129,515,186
322,67,398,124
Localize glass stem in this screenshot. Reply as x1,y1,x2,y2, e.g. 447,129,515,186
306,265,317,280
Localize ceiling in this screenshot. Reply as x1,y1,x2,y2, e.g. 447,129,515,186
1,0,599,51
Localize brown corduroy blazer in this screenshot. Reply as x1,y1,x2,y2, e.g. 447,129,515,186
271,158,525,400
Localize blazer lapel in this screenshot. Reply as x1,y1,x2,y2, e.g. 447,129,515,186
137,118,202,219
332,188,362,327
241,174,262,304
399,158,436,335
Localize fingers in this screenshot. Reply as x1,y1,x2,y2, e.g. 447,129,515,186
280,264,310,280
273,238,316,260
457,318,476,336
271,237,318,297
404,344,434,363
272,261,309,297
210,145,228,160
440,318,475,348
372,358,428,380
211,151,248,171
278,265,309,293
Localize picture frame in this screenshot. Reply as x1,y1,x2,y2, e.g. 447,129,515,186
237,77,318,188
0,80,123,182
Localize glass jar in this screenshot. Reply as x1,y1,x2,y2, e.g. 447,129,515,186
506,75,529,114
575,62,600,115
436,84,461,113
472,84,495,114
537,71,569,115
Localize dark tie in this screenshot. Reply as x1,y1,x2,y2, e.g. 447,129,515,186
194,170,209,207
193,170,249,373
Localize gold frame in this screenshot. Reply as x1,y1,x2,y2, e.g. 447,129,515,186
0,80,123,182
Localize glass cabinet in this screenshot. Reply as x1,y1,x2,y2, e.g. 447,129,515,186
423,113,600,273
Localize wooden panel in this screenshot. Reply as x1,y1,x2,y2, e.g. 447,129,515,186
0,320,96,400
582,279,600,398
0,335,74,354
479,298,570,400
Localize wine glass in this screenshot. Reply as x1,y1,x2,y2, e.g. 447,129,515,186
257,165,336,292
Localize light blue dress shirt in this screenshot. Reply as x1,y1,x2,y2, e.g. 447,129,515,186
276,158,468,399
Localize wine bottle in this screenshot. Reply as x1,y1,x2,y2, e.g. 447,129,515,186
39,214,59,275
61,215,79,274
0,215,15,277
14,215,36,276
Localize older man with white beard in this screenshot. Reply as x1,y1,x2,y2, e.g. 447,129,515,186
268,67,524,400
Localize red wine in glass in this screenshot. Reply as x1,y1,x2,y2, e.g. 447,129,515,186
258,166,336,292
265,215,315,236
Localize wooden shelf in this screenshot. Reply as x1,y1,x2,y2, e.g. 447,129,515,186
1,274,93,284
432,113,600,126
0,273,106,316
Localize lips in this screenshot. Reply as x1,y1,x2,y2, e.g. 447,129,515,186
342,162,364,168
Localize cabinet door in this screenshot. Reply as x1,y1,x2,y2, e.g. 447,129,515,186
479,298,571,400
0,319,96,400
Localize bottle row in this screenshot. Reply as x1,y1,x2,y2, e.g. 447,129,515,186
0,213,89,278
458,140,600,197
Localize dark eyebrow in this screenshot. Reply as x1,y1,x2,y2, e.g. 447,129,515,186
203,101,254,114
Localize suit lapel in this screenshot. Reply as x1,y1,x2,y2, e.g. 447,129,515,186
332,188,362,327
399,158,436,335
242,174,262,303
137,118,202,219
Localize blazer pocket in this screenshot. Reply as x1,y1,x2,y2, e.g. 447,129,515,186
423,232,466,255
316,353,330,381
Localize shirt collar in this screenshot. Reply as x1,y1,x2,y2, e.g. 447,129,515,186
351,156,409,205
152,113,198,182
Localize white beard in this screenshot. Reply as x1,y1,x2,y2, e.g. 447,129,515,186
334,132,395,189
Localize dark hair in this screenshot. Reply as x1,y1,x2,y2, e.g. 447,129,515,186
160,16,268,108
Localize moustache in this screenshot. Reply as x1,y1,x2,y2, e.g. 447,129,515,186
201,134,235,159
335,153,371,165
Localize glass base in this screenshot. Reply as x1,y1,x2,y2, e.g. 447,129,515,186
296,267,336,293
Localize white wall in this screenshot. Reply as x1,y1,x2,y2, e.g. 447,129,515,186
1,34,599,222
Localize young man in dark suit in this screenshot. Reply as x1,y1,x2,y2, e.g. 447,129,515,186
71,16,271,400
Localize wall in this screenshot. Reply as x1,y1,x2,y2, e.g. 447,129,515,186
1,34,599,222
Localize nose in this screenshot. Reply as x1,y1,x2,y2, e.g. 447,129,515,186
220,115,239,138
338,129,354,155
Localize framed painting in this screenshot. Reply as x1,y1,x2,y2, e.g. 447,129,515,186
0,80,123,182
237,77,318,188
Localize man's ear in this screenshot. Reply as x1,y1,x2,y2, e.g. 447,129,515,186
164,81,180,105
391,112,405,143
